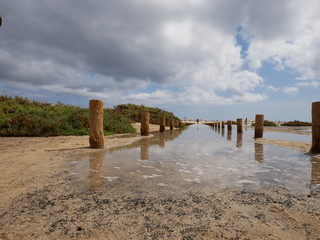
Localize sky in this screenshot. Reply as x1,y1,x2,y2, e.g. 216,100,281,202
0,0,319,121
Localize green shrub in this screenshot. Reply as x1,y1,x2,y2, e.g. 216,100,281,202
1,96,179,136
104,109,136,134
281,120,311,126
251,120,278,126
114,103,180,125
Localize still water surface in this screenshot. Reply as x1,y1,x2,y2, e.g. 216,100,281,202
71,124,320,197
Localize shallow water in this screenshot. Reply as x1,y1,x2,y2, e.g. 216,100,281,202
71,124,320,197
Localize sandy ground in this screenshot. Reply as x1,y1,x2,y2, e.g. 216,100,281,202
1,124,320,239
253,126,312,153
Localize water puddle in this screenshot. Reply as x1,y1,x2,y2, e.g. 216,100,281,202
70,124,320,197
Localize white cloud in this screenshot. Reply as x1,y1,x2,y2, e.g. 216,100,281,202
266,86,279,92
283,87,299,94
245,0,320,81
296,81,320,88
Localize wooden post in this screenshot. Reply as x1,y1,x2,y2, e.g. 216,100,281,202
160,116,166,132
218,122,220,129
221,121,225,129
310,102,320,153
227,121,232,131
237,118,243,134
89,99,104,149
254,114,264,138
141,112,150,136
170,119,174,130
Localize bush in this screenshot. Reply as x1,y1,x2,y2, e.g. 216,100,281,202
0,96,137,136
114,103,180,125
104,109,136,134
251,120,278,127
281,120,311,126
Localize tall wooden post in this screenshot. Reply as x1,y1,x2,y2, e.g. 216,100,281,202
254,114,264,138
237,118,243,133
170,119,174,130
221,121,225,129
310,102,320,153
160,116,166,132
89,99,104,149
141,112,150,136
227,121,232,131
218,122,220,129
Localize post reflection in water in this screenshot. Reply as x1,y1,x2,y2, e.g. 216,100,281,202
254,143,264,163
236,133,243,148
310,156,320,197
159,133,165,148
88,151,104,191
138,129,182,160
227,131,232,141
140,137,150,160
221,129,225,137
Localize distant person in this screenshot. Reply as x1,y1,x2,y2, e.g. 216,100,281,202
245,118,247,126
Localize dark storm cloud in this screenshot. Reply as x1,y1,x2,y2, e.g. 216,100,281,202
0,0,178,87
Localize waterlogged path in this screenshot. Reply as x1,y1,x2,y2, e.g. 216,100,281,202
72,124,319,197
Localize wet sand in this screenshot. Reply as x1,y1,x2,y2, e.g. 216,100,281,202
1,124,320,239
254,126,312,153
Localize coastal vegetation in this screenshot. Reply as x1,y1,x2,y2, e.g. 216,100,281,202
281,120,311,126
251,120,278,126
0,96,180,137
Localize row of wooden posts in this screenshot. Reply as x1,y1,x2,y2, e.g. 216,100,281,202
88,100,320,154
88,99,182,149
210,114,264,138
211,101,320,153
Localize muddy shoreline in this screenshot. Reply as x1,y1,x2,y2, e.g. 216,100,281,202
1,124,320,239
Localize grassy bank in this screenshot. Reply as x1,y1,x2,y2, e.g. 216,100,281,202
0,96,181,137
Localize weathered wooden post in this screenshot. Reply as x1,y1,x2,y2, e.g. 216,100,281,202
254,114,264,138
218,122,220,129
221,121,225,129
227,121,232,131
160,116,166,132
237,118,243,134
89,99,104,149
141,112,150,136
310,102,320,153
170,119,174,130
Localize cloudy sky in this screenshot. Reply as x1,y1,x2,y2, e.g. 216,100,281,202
1,0,319,121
